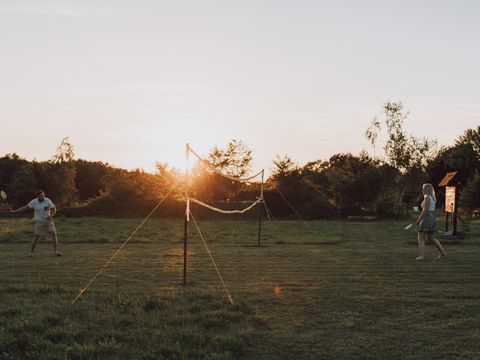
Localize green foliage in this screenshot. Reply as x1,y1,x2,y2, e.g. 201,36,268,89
455,125,480,156
43,162,77,207
383,102,412,171
319,153,396,216
363,102,439,216
51,137,75,164
365,116,381,152
7,160,38,207
208,139,253,178
0,138,78,208
2,127,480,220
0,154,31,200
74,160,114,201
462,171,480,212
428,143,479,185
192,140,254,202
75,169,174,217
268,152,401,218
270,155,298,181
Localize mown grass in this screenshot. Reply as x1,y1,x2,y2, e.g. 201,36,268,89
0,216,479,359
0,286,255,360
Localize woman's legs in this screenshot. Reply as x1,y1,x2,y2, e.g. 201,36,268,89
426,233,447,257
417,232,426,259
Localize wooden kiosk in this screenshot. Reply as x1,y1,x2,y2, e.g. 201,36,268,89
438,171,459,235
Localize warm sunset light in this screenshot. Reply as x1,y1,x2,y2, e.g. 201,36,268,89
1,1,479,359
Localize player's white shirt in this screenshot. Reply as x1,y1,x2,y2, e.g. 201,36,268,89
28,198,55,221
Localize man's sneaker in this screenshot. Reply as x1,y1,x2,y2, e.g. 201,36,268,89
55,251,63,256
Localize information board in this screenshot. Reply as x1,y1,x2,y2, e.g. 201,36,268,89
445,186,456,213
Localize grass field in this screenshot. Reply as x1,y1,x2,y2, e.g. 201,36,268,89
1,216,480,359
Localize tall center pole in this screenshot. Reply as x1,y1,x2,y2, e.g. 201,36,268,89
257,170,264,247
183,143,190,285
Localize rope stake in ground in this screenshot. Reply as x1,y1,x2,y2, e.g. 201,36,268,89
71,186,175,305
188,146,263,183
189,211,234,305
189,197,261,215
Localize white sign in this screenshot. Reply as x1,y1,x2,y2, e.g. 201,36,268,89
445,186,455,213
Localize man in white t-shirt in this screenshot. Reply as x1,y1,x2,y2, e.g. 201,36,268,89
11,190,62,257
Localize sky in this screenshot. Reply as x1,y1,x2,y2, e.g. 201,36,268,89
0,0,479,174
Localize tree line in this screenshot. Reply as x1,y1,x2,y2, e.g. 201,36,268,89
1,103,479,219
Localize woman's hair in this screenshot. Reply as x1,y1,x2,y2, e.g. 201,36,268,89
423,183,436,201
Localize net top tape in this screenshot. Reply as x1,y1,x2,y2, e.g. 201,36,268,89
189,197,261,214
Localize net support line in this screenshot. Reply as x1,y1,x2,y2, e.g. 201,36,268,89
190,210,234,305
71,186,175,305
263,199,274,221
183,144,190,285
273,185,308,224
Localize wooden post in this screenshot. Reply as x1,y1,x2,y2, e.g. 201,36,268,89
452,186,458,235
257,201,262,247
438,172,460,235
183,212,188,285
257,170,264,247
183,143,189,285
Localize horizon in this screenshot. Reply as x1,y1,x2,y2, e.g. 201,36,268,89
1,0,479,174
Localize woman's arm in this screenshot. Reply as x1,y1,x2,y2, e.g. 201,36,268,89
415,197,430,225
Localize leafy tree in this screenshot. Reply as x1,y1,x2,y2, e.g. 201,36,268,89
365,102,438,215
9,162,38,207
271,155,299,181
79,168,174,217
267,155,307,218
75,160,114,201
456,126,480,156
265,169,335,219
208,139,253,178
426,142,480,209
48,137,77,207
319,152,394,216
192,140,254,202
462,171,480,212
52,137,75,163
0,154,31,206
365,116,381,156
427,144,479,187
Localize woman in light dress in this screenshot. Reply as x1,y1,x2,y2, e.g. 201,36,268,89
415,183,447,260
